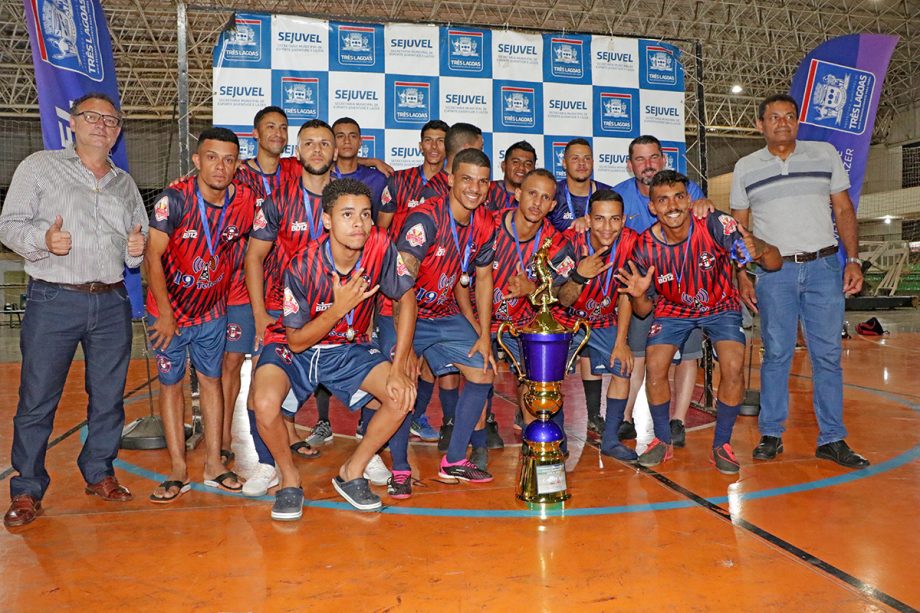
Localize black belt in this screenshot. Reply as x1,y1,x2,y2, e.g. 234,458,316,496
782,245,838,263
51,281,122,294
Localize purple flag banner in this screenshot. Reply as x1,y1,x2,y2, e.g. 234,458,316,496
789,33,899,214
23,0,144,317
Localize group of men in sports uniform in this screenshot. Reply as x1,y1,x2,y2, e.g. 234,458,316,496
138,94,868,522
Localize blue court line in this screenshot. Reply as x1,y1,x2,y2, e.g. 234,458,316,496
108,382,920,518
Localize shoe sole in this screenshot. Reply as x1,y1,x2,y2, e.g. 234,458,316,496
243,477,280,497
85,488,134,502
672,437,686,448
437,470,493,483
271,508,303,521
753,445,784,460
815,451,869,468
388,492,412,500
410,428,440,442
715,465,741,475
332,478,382,511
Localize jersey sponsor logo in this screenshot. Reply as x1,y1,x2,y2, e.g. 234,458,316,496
549,37,584,79
193,255,222,289
500,86,536,129
396,253,411,276
405,223,426,247
156,354,172,374
253,208,267,231
447,30,484,73
225,18,263,63
32,0,106,81
282,286,300,315
181,229,198,239
394,81,431,124
291,221,310,232
645,45,677,85
699,251,715,271
154,197,169,222
435,246,446,257
800,59,875,135
586,296,612,318
226,323,242,341
275,345,293,365
600,92,634,133
658,272,675,283
718,214,738,235
555,256,575,277
281,76,319,119
682,288,711,311
315,302,332,312
338,26,376,66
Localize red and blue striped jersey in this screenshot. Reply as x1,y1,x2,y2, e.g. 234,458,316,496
417,170,450,202
397,196,496,319
264,228,414,347
250,177,325,311
485,181,518,212
380,166,444,239
146,177,256,326
557,227,638,329
631,212,742,319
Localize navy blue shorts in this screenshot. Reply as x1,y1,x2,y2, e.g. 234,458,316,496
257,342,387,417
628,312,703,361
646,310,745,350
147,315,226,385
376,314,484,376
570,325,629,378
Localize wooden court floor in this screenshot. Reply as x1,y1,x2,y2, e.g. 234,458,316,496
0,322,918,611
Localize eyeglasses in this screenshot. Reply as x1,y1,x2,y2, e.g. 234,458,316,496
74,111,123,128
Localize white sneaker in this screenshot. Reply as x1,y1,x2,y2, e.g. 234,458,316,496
242,463,279,497
363,454,391,486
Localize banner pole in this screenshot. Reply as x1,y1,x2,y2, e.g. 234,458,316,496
177,1,190,176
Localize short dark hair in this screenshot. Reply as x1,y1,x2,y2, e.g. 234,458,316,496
253,106,287,128
628,135,662,158
504,140,538,163
198,127,239,150
588,188,624,215
332,117,361,132
70,92,120,116
322,178,372,213
564,138,591,156
446,122,483,157
648,169,689,194
451,148,491,174
522,168,556,185
421,119,450,139
758,94,799,120
297,119,334,138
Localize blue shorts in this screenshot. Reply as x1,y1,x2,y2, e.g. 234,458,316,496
257,342,386,417
376,314,483,376
224,305,281,356
628,312,703,361
570,325,629,378
147,315,226,385
647,310,745,350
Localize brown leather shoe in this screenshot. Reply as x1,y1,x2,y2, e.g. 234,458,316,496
85,476,133,502
4,495,42,528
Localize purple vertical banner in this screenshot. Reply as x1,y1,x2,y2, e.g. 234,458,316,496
789,34,898,213
23,0,144,317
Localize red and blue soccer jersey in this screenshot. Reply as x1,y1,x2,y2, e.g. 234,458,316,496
379,166,444,239
146,177,256,326
632,211,743,319
485,181,517,212
332,164,387,221
250,177,325,312
263,228,414,347
222,158,300,307
490,209,575,332
396,196,496,319
548,179,612,231
557,227,639,329
417,170,450,202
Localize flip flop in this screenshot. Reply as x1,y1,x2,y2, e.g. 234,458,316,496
290,441,321,459
203,471,243,492
149,480,191,504
220,449,235,465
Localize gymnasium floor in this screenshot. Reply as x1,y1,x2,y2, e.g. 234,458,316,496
0,308,918,611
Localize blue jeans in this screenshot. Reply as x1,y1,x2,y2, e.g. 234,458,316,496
755,256,846,445
10,280,133,499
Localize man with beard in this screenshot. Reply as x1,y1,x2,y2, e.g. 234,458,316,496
145,128,256,502
547,138,611,232
484,140,537,211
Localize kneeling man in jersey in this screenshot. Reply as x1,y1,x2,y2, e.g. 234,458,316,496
618,170,781,474
253,179,417,518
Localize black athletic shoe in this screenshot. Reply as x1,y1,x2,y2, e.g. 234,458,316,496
670,419,686,448
437,418,454,453
587,414,605,440
485,417,504,449
752,435,783,460
618,420,637,441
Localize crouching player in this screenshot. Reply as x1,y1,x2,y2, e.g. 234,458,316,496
252,179,418,519
557,190,639,461
617,170,781,473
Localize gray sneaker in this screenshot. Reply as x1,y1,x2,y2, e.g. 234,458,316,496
271,486,304,521
332,476,382,511
637,438,673,468
306,420,333,447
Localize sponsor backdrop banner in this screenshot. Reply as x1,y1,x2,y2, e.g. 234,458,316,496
789,34,898,213
23,0,144,317
212,13,688,186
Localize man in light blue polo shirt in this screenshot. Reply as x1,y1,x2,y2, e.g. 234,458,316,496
730,93,868,469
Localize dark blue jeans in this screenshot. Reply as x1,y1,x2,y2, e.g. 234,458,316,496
10,280,132,499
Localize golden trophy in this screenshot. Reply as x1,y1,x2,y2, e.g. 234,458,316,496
496,238,591,504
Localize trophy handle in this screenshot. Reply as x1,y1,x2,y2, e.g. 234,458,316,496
496,321,525,381
564,319,592,374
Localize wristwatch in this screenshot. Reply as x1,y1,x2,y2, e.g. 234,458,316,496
846,257,862,266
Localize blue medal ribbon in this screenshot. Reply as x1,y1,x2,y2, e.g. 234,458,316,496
510,213,542,278
675,221,695,292
195,185,231,258
301,182,323,241
252,157,278,197
448,209,475,279
324,239,363,339
564,181,595,220
586,232,618,295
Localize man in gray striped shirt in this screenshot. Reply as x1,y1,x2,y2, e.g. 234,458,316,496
730,93,868,470
0,92,148,527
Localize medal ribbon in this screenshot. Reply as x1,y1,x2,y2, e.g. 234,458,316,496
586,232,618,295
564,181,595,220
301,182,323,241
448,209,475,279
324,240,363,339
510,213,543,278
252,157,278,197
195,185,230,257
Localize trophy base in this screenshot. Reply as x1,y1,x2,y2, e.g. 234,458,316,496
518,434,570,505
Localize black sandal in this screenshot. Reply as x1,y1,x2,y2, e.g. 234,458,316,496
290,441,321,459
220,449,235,465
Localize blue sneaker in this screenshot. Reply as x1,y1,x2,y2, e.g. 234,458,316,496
409,414,439,442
